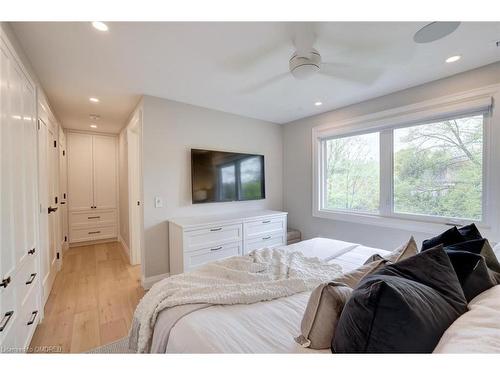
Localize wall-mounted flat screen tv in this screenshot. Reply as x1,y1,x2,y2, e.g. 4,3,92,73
191,149,265,203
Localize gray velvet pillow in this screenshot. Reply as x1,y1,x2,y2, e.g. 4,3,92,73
295,258,387,349
364,236,418,265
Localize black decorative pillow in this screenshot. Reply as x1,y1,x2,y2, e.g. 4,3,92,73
457,223,483,241
444,250,495,301
445,239,500,284
332,245,467,353
421,226,465,251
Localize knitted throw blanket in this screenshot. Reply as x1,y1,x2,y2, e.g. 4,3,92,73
129,248,342,353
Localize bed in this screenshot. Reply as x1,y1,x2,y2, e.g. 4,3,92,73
152,237,391,353
146,237,500,353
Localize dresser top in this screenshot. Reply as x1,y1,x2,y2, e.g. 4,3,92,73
169,209,287,228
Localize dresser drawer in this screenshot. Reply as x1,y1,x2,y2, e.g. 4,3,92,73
16,254,38,307
70,209,116,227
184,224,242,251
244,216,286,239
16,285,40,351
70,225,117,243
245,232,285,253
184,242,242,272
0,284,17,350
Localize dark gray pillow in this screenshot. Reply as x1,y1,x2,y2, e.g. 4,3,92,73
457,223,483,242
421,226,465,251
332,245,467,353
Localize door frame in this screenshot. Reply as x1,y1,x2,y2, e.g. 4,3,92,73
127,110,144,268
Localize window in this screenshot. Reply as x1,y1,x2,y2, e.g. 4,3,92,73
316,109,489,226
393,115,483,221
324,132,380,213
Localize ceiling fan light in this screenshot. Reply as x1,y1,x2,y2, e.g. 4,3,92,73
289,52,321,80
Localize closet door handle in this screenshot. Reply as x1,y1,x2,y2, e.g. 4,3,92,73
0,311,14,332
88,231,101,235
210,246,223,251
28,248,36,255
60,201,66,205
1,276,11,288
27,311,38,325
210,227,222,232
87,216,100,219
26,273,37,285
48,206,58,214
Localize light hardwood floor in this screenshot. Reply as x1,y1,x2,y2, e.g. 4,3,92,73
29,241,144,353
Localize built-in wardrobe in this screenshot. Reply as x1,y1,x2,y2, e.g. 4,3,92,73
0,31,40,350
67,132,118,244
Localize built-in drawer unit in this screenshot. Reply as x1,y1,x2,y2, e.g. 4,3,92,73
16,285,40,351
16,254,38,307
70,209,116,228
70,225,117,243
185,224,242,251
169,210,287,275
184,242,242,272
0,283,18,350
69,208,117,243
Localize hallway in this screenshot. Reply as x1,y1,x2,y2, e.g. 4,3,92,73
29,242,144,353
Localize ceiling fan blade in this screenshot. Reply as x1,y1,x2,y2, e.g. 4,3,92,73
223,39,292,72
321,62,382,85
290,22,317,57
240,72,290,93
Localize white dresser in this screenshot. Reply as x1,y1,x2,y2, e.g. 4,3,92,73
169,210,287,275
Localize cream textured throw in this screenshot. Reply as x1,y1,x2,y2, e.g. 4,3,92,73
129,248,342,353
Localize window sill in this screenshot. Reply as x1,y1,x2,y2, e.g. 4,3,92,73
313,208,490,236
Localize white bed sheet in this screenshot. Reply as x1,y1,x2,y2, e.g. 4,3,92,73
165,238,390,353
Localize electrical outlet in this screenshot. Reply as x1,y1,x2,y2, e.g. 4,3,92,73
154,196,163,208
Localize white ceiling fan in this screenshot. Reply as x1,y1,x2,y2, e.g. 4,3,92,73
237,23,384,93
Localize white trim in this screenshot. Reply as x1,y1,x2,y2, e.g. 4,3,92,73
118,235,131,263
312,84,500,239
141,272,170,290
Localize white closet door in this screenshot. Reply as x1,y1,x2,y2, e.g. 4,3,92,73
10,60,28,267
67,133,93,211
93,135,117,210
0,43,16,282
23,80,37,254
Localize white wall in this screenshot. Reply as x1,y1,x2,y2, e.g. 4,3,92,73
283,62,500,250
142,95,283,278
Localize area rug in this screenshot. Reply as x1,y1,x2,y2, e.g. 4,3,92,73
87,337,133,354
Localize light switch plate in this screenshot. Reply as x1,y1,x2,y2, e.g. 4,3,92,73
154,196,163,208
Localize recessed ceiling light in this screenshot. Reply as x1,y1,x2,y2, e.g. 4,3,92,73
89,97,99,103
90,124,98,128
92,22,109,32
314,101,323,106
446,55,461,63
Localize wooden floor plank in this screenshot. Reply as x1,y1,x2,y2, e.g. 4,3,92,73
28,241,144,353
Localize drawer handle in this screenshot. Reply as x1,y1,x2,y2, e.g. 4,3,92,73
27,310,38,326
210,227,222,232
26,273,37,285
1,276,11,288
0,311,14,332
262,220,271,224
28,248,36,255
210,246,223,251
88,231,101,235
87,216,100,219
262,236,272,240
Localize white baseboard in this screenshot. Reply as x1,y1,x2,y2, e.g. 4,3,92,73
141,273,170,290
118,235,131,263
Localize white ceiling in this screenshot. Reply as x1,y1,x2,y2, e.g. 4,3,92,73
11,22,500,133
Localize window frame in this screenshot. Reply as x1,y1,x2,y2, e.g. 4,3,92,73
312,88,496,234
